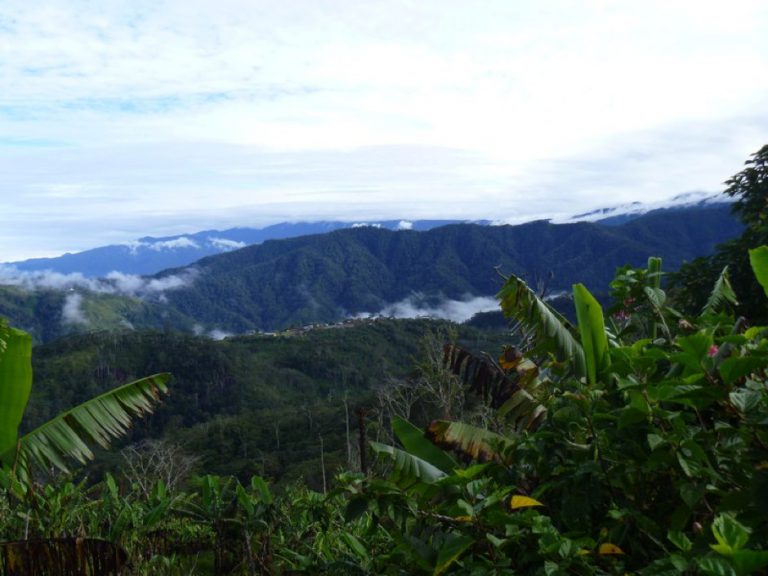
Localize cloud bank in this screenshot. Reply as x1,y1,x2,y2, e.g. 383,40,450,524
0,266,197,297
0,1,766,261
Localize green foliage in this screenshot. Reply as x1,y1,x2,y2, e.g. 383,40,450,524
702,266,738,317
497,272,585,377
4,236,768,573
0,326,32,459
573,283,609,385
349,251,768,574
672,144,768,322
23,319,504,489
0,318,169,488
748,246,768,298
13,373,169,481
391,416,457,474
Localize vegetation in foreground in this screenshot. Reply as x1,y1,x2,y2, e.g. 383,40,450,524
1,146,767,574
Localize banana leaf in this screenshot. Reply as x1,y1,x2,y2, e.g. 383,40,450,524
749,246,768,298
701,266,738,316
370,441,447,484
426,421,514,464
573,283,610,385
392,417,457,474
0,327,32,460
5,373,170,481
497,273,586,378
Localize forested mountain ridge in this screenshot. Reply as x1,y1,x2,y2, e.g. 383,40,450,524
0,204,743,341
3,192,727,277
4,220,470,277
157,204,742,332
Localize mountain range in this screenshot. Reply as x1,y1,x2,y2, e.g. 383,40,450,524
2,191,728,278
0,199,743,342
4,220,473,277
152,203,741,333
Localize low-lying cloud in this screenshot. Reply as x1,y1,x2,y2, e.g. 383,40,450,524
193,324,233,340
148,237,200,251
0,265,197,297
61,293,89,326
363,294,499,323
208,237,246,251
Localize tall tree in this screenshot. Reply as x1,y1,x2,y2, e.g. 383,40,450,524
672,145,768,321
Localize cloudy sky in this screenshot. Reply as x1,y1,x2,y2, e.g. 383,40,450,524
1,0,766,261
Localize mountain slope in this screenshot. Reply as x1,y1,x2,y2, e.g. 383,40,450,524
5,220,467,277
0,204,743,340
156,204,742,332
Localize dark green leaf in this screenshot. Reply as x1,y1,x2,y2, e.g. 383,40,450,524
433,534,474,576
731,550,768,575
668,530,692,552
392,417,457,474
720,357,767,386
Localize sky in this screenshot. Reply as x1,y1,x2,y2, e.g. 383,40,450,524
1,0,767,262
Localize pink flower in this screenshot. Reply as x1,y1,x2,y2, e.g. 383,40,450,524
707,345,719,358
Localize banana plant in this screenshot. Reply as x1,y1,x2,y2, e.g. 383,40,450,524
0,319,169,484
497,273,586,377
498,271,611,385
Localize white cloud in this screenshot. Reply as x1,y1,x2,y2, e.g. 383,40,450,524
397,220,413,230
208,329,232,340
0,0,766,260
148,237,200,251
0,267,100,291
192,323,231,340
61,293,88,326
208,237,246,251
104,270,198,294
368,294,499,323
0,265,197,296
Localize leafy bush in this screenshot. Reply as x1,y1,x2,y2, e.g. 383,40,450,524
354,252,768,574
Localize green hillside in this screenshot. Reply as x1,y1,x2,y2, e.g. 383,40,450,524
0,205,742,341
0,285,196,343
24,319,506,487
159,205,741,331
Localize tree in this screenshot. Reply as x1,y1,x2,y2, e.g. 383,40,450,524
0,317,169,485
726,144,768,230
672,145,768,321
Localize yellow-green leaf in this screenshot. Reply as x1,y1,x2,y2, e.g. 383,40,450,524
510,495,544,509
598,543,625,555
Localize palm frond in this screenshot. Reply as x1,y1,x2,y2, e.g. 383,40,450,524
9,373,170,479
497,273,586,377
701,266,738,316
